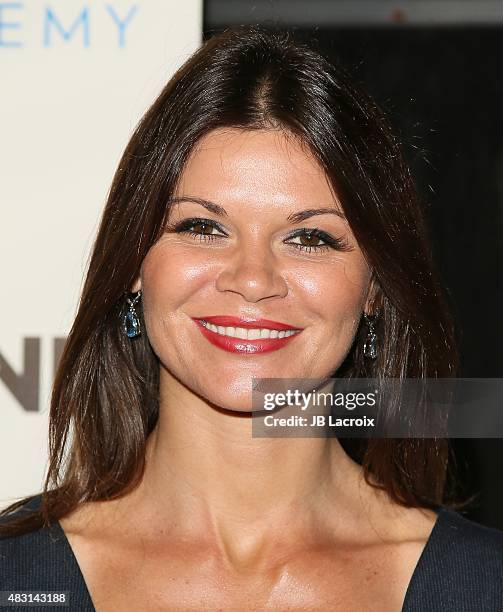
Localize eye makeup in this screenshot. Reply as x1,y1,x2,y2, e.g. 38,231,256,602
165,217,353,254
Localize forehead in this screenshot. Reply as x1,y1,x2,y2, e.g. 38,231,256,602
174,128,342,214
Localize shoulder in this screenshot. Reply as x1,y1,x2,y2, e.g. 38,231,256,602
404,506,503,612
435,506,503,565
0,495,72,590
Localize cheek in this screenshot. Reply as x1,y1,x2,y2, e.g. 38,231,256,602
139,245,222,361
141,245,211,309
291,258,370,323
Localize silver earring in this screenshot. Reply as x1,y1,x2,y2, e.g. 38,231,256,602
123,290,141,338
363,312,378,359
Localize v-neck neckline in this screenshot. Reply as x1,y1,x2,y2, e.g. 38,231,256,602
401,505,448,610
53,505,450,612
52,517,96,610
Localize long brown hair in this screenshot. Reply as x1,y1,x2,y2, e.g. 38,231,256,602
1,25,465,537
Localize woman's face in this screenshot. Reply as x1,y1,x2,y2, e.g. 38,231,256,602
135,128,373,412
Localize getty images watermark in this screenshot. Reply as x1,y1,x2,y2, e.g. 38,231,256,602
251,378,503,438
261,387,377,429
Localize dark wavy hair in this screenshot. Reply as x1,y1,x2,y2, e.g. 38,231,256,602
1,25,464,537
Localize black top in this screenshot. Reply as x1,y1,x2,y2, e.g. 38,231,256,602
1,495,502,611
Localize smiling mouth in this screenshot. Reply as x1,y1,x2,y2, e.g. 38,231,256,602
192,318,303,354
197,319,301,340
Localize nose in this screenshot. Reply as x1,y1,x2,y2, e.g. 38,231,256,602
215,238,288,303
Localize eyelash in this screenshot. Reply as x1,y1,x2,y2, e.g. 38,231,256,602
169,217,351,253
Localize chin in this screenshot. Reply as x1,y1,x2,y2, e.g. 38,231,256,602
201,390,257,415
209,377,256,411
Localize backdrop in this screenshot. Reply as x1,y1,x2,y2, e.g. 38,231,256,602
0,0,202,507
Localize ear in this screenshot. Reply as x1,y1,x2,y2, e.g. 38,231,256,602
131,276,141,293
363,274,380,315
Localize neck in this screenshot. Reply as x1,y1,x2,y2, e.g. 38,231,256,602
119,370,376,568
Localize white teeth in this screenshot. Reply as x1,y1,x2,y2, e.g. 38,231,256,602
238,327,249,339
200,321,299,340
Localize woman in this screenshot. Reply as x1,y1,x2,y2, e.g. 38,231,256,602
1,26,502,612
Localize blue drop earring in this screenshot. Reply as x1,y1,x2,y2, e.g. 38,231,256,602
363,312,378,359
123,290,142,338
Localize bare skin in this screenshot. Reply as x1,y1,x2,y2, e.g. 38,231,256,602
60,129,438,611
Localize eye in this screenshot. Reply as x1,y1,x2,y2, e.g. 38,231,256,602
166,218,353,253
285,228,352,254
170,218,227,242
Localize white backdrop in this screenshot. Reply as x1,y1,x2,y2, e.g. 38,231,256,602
0,0,202,508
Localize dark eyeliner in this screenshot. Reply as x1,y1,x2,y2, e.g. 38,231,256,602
167,217,228,235
166,218,352,253
286,227,353,252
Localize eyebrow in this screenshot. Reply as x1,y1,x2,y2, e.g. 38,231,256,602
167,196,346,222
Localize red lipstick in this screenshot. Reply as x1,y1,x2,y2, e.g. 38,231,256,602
196,316,302,330
191,316,303,354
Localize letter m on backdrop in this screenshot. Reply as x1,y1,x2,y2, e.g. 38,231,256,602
44,6,90,47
